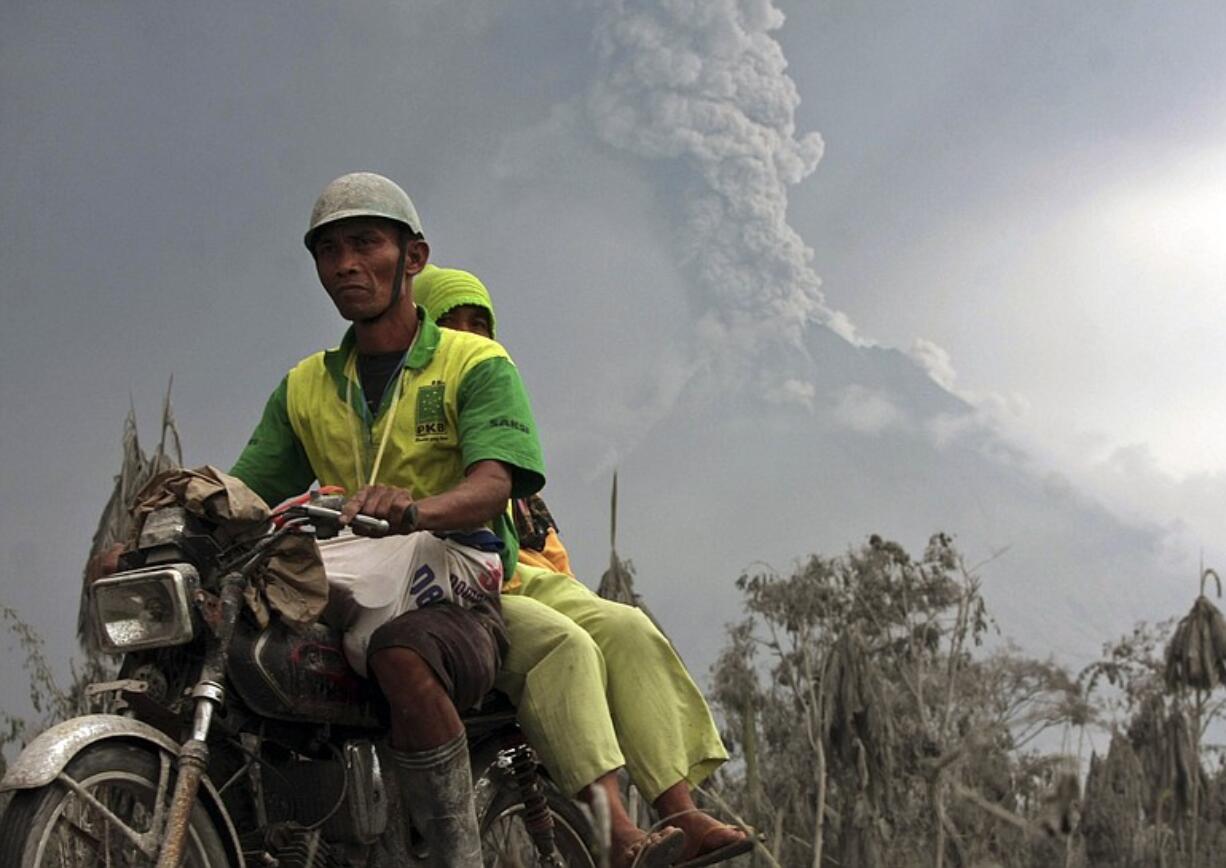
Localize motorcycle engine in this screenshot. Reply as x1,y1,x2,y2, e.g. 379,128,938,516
239,823,340,868
259,827,342,868
259,740,387,846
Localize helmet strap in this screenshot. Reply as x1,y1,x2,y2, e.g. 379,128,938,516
361,226,410,324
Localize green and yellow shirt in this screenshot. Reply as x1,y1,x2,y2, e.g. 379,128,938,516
230,313,545,573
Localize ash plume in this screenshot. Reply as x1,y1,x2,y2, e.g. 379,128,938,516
587,0,854,357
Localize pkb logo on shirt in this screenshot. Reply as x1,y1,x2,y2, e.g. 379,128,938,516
415,382,448,441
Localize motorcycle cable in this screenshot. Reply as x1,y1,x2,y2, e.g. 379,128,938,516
215,736,296,798
213,521,306,576
297,742,350,832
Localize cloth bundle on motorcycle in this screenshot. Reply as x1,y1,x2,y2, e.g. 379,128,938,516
131,465,329,630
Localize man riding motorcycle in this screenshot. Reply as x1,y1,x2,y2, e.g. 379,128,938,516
77,172,688,868
229,171,546,867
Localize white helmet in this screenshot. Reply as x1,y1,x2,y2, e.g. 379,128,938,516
304,172,422,250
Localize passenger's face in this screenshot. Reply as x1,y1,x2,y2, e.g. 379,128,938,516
437,304,494,340
313,218,416,321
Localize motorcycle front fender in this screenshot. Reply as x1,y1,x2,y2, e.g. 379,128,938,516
1,714,244,866
1,714,182,791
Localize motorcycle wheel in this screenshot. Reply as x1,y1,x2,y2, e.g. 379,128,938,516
479,781,596,867
0,742,232,868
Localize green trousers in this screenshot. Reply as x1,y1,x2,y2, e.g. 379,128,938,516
494,566,728,800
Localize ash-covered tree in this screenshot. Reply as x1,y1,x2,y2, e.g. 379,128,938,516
2,392,181,771
1077,582,1226,868
709,533,1079,868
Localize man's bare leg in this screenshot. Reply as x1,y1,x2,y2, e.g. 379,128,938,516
371,646,462,749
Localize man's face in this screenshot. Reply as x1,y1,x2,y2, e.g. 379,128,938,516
437,304,494,340
313,217,425,321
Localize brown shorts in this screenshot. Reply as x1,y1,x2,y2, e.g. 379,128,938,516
366,599,507,711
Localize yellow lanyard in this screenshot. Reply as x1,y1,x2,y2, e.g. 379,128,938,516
344,353,406,489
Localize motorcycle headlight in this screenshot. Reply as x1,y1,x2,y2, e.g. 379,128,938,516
90,565,198,653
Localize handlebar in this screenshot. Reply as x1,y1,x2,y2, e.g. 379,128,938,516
137,494,394,580
291,503,391,538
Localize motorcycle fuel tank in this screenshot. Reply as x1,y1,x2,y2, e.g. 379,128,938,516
228,618,384,727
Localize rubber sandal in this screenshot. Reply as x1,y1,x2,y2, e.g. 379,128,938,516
627,826,687,868
674,825,758,868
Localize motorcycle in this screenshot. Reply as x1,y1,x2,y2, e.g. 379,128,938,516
0,497,597,867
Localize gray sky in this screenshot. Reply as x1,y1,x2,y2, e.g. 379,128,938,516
3,1,1225,717
782,0,1226,479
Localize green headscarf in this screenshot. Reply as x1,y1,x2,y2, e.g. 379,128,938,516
413,264,497,339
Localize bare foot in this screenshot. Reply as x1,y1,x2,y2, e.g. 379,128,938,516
653,781,751,864
673,813,748,862
584,772,686,868
612,826,686,868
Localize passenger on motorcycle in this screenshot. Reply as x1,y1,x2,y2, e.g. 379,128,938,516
228,172,545,868
415,266,754,867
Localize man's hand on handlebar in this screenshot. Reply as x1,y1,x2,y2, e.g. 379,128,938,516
341,484,419,536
